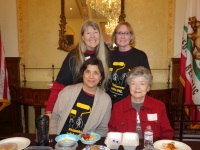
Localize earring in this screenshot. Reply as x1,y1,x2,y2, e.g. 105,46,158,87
99,81,102,86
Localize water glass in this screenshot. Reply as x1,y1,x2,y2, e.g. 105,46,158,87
35,115,49,146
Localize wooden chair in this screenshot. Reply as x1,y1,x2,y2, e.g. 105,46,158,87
169,104,200,141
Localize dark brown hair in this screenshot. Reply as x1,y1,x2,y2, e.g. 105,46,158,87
79,58,105,87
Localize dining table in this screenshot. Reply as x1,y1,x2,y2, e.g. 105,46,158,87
9,133,200,150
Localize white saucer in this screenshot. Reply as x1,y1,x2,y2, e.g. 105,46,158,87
153,140,191,150
0,137,30,150
83,145,110,150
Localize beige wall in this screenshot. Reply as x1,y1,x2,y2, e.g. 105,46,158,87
1,0,188,83
20,0,63,82
125,0,171,82
0,0,18,57
0,0,188,58
18,0,173,83
126,0,169,66
174,0,188,57
18,0,109,82
0,0,188,133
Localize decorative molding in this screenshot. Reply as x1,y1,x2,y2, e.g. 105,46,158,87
75,0,89,20
17,0,25,81
119,0,126,22
167,0,175,62
58,0,75,52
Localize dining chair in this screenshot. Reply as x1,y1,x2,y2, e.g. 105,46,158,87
169,104,200,141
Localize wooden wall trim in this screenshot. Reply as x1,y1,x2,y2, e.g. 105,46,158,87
5,57,21,85
0,57,22,138
171,57,183,105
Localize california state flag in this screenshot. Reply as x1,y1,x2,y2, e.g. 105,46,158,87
180,0,200,128
0,31,11,111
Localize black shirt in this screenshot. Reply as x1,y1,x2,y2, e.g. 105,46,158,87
106,47,150,103
61,89,94,135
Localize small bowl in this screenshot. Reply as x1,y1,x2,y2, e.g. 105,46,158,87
55,142,78,150
55,134,79,147
80,132,101,145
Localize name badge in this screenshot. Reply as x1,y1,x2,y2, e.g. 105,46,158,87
85,56,91,60
147,113,157,121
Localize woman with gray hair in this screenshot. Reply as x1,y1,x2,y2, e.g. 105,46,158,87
108,66,174,139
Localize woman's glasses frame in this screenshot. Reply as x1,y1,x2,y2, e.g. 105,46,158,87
115,31,131,37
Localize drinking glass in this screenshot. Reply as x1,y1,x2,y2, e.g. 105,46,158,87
35,115,49,146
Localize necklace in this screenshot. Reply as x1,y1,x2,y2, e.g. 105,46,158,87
136,112,141,131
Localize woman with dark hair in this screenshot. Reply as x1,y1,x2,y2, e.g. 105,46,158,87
49,58,112,137
45,20,110,115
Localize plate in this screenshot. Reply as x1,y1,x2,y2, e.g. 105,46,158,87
83,145,110,150
80,132,101,145
0,137,30,150
153,140,191,150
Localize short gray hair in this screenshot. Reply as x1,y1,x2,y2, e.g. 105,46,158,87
126,66,153,87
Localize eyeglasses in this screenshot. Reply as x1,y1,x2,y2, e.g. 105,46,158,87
130,82,148,88
115,31,131,37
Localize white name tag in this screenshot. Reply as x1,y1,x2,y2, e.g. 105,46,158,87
147,113,157,121
85,56,91,60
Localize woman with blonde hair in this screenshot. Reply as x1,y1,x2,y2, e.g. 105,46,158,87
106,21,150,104
45,20,109,114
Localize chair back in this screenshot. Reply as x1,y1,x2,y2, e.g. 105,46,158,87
169,104,200,140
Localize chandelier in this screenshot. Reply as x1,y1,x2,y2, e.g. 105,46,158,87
86,0,121,20
86,0,121,35
105,18,118,35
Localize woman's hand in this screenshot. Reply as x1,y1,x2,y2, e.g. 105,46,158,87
45,111,52,119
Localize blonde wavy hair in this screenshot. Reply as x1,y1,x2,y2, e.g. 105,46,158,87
72,20,109,89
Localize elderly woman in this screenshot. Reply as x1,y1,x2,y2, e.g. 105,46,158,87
108,66,173,139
